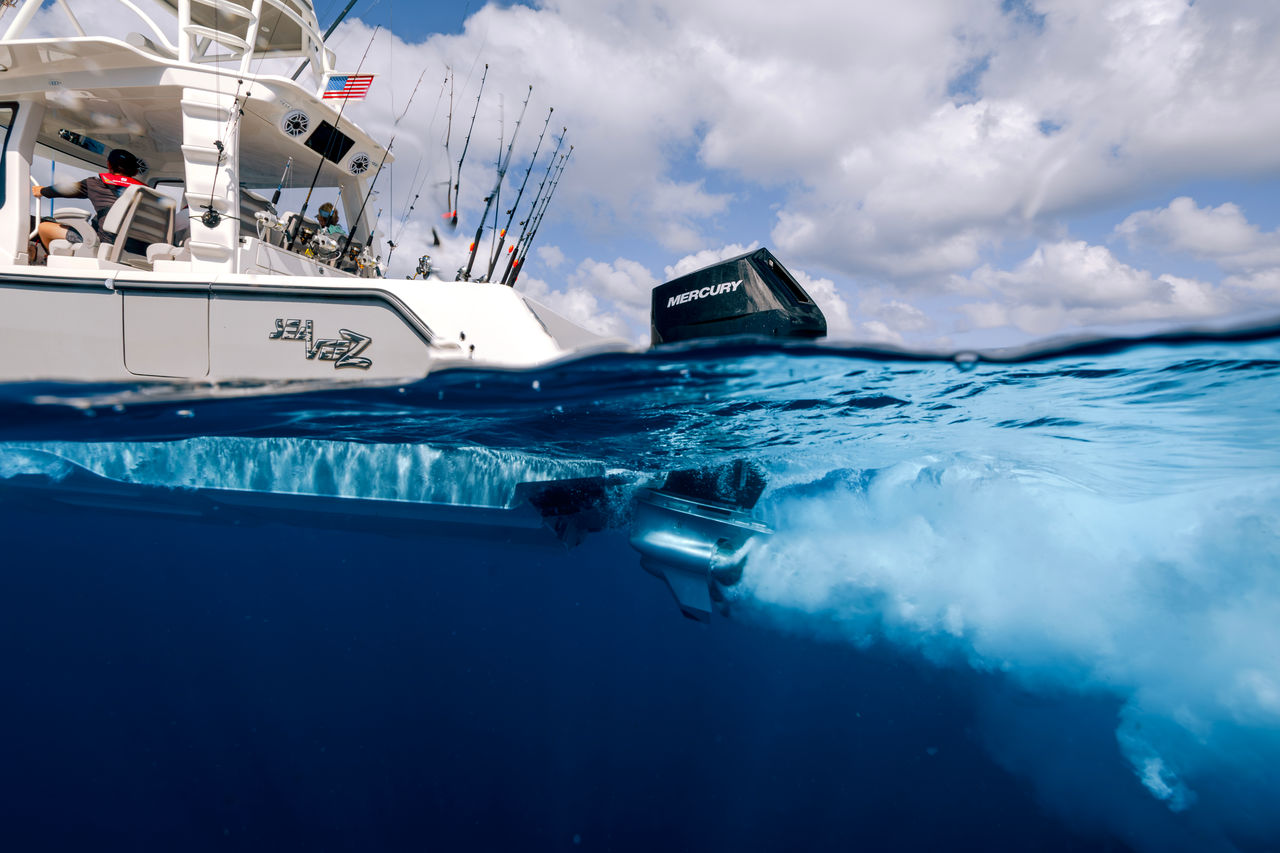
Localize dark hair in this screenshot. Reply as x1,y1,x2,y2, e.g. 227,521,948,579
107,149,140,177
318,202,338,226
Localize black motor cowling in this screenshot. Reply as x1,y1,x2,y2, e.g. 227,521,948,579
650,248,827,345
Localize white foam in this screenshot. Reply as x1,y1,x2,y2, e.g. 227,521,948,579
737,453,1280,845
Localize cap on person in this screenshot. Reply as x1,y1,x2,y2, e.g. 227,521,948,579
317,202,338,226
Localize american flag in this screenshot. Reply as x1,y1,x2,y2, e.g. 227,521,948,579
323,74,374,100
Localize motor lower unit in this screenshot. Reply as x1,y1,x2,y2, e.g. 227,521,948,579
628,462,772,621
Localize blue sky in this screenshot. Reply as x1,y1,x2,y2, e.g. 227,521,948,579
315,0,1280,349
35,0,1280,349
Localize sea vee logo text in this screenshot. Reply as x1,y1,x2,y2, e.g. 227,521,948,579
269,319,372,369
666,280,744,308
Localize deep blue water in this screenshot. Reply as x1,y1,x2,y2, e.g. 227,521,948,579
2,331,1278,851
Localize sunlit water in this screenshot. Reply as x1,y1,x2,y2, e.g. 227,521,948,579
2,331,1277,851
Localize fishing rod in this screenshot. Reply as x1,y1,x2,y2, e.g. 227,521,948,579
499,127,564,285
508,144,571,287
459,83,532,281
395,67,431,124
286,26,380,250
389,70,450,263
269,156,292,208
448,63,487,229
487,94,504,273
485,106,551,282
439,69,454,225
336,143,391,263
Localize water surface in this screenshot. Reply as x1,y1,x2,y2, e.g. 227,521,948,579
2,331,1278,851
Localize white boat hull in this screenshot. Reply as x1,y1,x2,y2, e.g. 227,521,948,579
0,268,622,384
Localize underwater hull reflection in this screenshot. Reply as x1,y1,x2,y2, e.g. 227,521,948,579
0,449,558,545
0,448,770,618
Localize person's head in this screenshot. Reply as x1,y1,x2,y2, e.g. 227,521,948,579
318,202,339,227
107,149,140,177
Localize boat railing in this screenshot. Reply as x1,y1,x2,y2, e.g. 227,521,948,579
1,0,334,87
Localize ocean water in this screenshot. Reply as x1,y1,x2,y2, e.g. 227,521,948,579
1,330,1278,852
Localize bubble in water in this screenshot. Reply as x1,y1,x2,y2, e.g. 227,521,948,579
532,380,541,391
176,409,194,418
953,351,980,371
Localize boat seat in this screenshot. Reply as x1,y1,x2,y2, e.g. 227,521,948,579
47,238,98,258
97,185,176,266
147,243,192,263
45,209,100,258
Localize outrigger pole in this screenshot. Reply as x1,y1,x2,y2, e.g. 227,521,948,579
508,145,571,288
499,127,565,285
485,106,551,282
459,83,532,281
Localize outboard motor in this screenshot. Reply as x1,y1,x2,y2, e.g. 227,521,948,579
650,248,826,345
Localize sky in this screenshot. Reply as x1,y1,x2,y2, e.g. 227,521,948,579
22,0,1280,350
316,0,1280,350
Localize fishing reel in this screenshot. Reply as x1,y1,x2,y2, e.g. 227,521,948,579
254,210,281,240
306,232,340,260
415,255,432,279
360,248,384,278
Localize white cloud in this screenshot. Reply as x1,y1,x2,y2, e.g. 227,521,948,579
22,0,1280,345
536,245,566,269
1222,268,1280,302
567,257,657,311
1117,197,1280,272
956,240,1231,335
662,242,758,279
792,269,855,340
516,272,637,340
852,290,933,345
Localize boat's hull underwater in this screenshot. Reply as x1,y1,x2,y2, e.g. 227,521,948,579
0,444,772,622
0,269,620,385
